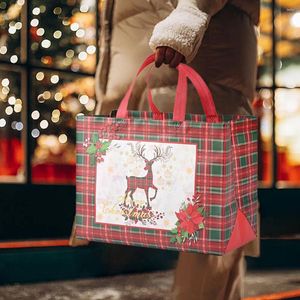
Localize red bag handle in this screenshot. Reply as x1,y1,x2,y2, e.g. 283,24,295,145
116,54,218,122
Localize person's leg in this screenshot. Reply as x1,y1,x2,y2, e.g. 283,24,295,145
171,248,244,300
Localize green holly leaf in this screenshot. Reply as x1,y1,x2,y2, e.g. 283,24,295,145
170,237,177,244
86,144,97,155
99,141,111,152
170,228,178,234
176,236,182,244
198,223,204,229
197,207,205,215
182,231,189,239
91,132,99,143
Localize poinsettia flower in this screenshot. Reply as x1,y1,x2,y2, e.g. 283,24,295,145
175,204,204,234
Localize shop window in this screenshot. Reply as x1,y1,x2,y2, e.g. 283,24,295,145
0,0,97,185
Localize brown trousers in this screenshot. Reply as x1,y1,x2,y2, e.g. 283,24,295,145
171,249,245,300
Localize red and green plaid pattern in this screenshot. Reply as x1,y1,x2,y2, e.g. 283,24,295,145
75,111,258,255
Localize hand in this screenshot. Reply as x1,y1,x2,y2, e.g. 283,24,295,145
155,46,185,68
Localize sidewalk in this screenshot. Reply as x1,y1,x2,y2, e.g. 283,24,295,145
0,269,299,300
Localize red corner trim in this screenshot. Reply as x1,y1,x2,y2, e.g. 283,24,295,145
226,209,256,253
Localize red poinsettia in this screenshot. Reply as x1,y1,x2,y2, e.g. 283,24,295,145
175,204,204,234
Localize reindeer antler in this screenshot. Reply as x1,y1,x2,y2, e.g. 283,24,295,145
129,143,148,161
151,146,172,162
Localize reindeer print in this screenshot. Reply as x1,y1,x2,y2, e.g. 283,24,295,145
124,143,172,209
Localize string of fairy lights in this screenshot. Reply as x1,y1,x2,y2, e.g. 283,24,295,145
0,1,97,175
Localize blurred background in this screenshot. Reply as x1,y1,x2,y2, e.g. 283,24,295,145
0,0,299,296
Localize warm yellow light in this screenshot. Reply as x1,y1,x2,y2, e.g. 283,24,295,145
54,92,63,101
5,106,13,115
36,72,45,81
291,12,300,28
14,104,22,113
58,134,68,144
43,91,51,100
53,30,62,39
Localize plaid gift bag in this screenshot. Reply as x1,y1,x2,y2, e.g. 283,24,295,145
75,54,258,255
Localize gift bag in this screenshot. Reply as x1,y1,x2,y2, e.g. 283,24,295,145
75,54,258,255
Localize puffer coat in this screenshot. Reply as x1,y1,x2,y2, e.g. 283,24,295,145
95,0,260,118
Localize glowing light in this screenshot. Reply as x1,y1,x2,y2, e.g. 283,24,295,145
37,28,45,36
66,49,74,58
41,39,51,48
62,20,70,26
40,120,49,129
54,92,63,101
32,7,40,15
31,43,39,51
53,30,62,39
14,104,22,113
15,22,22,30
31,128,40,138
16,98,22,105
8,96,16,105
2,87,9,95
0,118,6,127
53,7,62,15
17,0,25,5
11,121,17,129
80,4,89,12
78,51,87,61
36,72,44,81
76,29,85,38
70,23,79,31
291,12,300,28
52,109,60,118
30,18,39,27
40,5,46,13
31,110,40,120
43,91,51,100
16,122,23,131
2,78,10,87
5,106,13,115
63,58,72,66
85,99,96,111
0,46,7,55
37,95,44,104
50,75,59,84
10,55,18,63
86,45,96,55
8,26,17,34
58,134,67,144
51,116,59,123
79,95,89,105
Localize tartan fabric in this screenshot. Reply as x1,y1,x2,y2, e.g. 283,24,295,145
75,111,258,255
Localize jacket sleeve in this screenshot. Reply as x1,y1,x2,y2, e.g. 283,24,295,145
149,0,228,63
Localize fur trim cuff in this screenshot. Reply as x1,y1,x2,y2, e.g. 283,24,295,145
149,6,209,63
